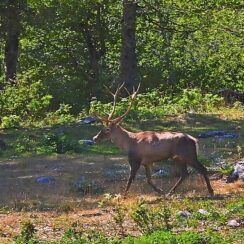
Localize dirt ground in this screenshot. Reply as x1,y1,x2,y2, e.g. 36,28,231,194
0,155,243,243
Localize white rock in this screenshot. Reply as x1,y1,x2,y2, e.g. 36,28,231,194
178,210,192,217
234,161,244,180
227,219,240,227
198,209,209,215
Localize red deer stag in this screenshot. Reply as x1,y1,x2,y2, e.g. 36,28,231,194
93,84,214,197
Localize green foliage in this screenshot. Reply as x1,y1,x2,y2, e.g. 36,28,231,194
60,224,86,244
1,115,21,129
99,194,127,236
131,199,172,234
60,223,117,244
0,80,52,120
40,131,83,154
204,229,237,244
90,88,225,121
177,231,206,244
123,229,240,244
124,230,177,244
1,0,242,116
14,222,37,244
42,104,76,126
86,230,115,244
10,190,244,243
14,129,83,155
15,134,37,153
220,163,234,176
225,199,244,216
178,89,223,113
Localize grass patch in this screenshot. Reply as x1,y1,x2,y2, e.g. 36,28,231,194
1,110,243,164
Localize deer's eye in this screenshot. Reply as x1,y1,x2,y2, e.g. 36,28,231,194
105,127,110,133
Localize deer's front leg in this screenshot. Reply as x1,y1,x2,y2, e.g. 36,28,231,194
124,153,141,194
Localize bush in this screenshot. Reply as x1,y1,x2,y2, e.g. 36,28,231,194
177,231,206,244
42,104,76,126
90,88,224,121
131,200,172,234
41,131,82,154
0,79,52,120
14,222,37,244
124,231,176,244
1,115,21,129
123,230,236,244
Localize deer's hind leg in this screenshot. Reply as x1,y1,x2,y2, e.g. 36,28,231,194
144,165,164,194
166,163,188,197
191,161,214,196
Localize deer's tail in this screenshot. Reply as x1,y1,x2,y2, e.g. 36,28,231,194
188,135,199,155
195,139,199,156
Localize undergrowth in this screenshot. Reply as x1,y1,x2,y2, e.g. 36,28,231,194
12,195,244,243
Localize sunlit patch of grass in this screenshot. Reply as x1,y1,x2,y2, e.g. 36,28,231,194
1,108,243,160
218,106,244,120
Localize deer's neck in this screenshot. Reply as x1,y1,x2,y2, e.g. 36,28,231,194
110,125,135,152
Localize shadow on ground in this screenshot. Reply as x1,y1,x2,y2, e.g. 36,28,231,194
0,154,243,211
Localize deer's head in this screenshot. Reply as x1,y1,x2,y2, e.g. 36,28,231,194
93,83,140,143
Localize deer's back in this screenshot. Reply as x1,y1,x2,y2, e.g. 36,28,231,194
134,131,197,162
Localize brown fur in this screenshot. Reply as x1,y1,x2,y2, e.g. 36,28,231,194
93,123,214,196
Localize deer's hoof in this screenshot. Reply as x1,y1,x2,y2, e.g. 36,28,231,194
165,192,172,198
208,192,215,198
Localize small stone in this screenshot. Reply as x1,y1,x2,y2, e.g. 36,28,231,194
37,176,55,184
227,219,240,227
79,116,97,124
209,172,223,180
198,209,209,215
178,210,192,217
152,168,170,177
79,139,94,145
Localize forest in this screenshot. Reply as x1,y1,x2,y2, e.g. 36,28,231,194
0,0,243,119
0,1,243,243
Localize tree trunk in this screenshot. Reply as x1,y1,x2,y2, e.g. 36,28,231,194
120,0,137,91
80,4,106,99
4,0,21,85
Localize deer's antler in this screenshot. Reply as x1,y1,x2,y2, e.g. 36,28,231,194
111,83,140,124
95,82,125,125
95,82,140,125
104,82,125,120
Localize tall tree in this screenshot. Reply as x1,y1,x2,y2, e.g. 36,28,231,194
79,2,107,98
120,0,137,91
4,0,22,85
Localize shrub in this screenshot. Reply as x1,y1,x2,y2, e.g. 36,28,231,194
14,222,37,244
131,200,172,234
90,88,224,121
42,104,76,126
1,115,21,129
124,231,177,244
177,231,206,244
41,131,82,154
60,228,86,244
0,79,52,120
220,163,234,176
